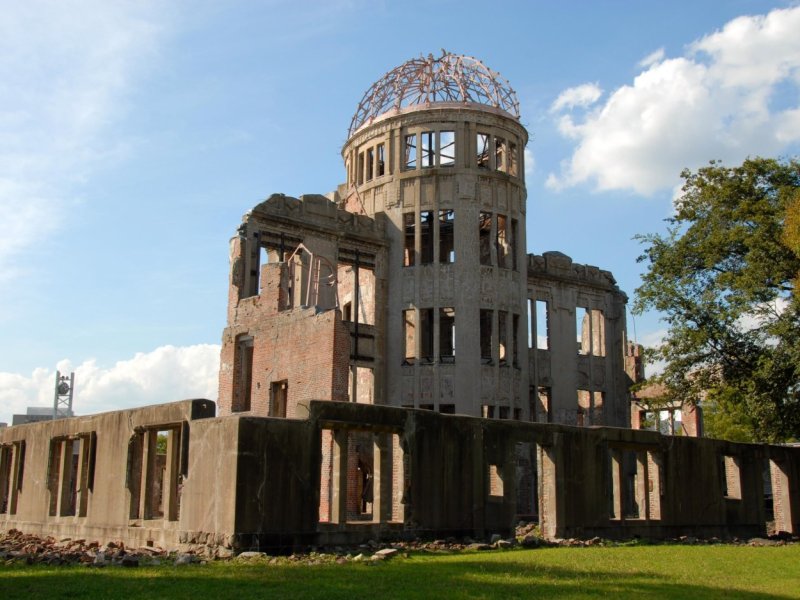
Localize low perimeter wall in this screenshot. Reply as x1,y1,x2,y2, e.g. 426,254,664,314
1,400,798,553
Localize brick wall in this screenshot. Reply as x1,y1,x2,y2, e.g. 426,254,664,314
219,260,350,416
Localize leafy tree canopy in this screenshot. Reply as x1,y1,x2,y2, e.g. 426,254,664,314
634,157,800,442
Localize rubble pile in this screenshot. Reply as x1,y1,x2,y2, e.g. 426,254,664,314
1,525,796,569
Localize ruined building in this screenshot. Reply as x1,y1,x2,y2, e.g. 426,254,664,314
1,53,797,552
218,52,632,427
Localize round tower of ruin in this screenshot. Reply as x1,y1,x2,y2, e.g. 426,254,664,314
341,51,529,417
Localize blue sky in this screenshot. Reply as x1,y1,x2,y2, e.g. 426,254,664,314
2,0,800,423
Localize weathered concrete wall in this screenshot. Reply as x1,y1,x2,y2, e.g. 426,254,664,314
2,399,797,554
528,251,631,428
0,400,214,550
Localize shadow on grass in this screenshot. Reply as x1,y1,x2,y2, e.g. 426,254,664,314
0,552,796,600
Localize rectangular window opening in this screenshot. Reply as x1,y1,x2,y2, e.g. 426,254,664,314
515,442,538,520
376,143,385,177
722,455,742,500
476,133,490,168
357,152,365,185
404,134,417,170
495,137,506,172
420,211,434,264
403,213,415,267
403,309,416,364
536,300,550,350
479,212,492,266
0,446,12,514
234,335,254,412
365,147,374,182
498,310,508,365
480,309,493,364
481,405,495,419
488,464,504,498
421,131,435,168
439,210,455,263
270,380,288,418
512,314,520,368
439,307,455,363
439,131,455,166
577,390,591,426
496,214,511,269
127,426,182,522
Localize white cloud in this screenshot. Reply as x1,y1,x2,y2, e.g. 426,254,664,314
548,6,800,195
550,83,603,113
638,47,665,68
0,1,167,279
0,344,220,425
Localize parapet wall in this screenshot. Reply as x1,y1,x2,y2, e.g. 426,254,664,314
1,400,798,553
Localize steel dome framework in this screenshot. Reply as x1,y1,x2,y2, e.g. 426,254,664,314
348,50,520,138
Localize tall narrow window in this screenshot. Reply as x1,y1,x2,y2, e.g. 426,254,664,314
509,142,518,176
479,212,492,266
480,309,493,363
576,307,590,355
512,314,520,367
234,335,254,412
440,307,455,362
498,310,508,364
495,137,506,172
440,131,455,166
403,213,415,266
420,308,434,362
0,446,12,514
365,147,374,182
357,152,365,185
421,131,435,168
270,380,288,418
536,300,549,350
376,143,385,177
497,214,510,269
404,134,417,170
403,309,416,363
439,210,454,263
476,133,490,168
420,211,434,264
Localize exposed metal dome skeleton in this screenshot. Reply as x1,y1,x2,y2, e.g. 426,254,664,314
348,50,520,138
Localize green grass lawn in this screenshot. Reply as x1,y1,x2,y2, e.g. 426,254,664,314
1,545,799,599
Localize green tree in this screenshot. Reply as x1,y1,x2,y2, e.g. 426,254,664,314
634,157,800,443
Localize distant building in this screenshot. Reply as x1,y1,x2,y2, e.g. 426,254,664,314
11,406,74,426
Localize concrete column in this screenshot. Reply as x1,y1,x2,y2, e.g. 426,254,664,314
141,430,157,519
330,430,348,525
636,451,650,521
57,439,75,516
164,429,180,521
372,433,392,523
610,448,623,521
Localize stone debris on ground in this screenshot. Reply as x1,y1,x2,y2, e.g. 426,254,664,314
1,526,797,568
